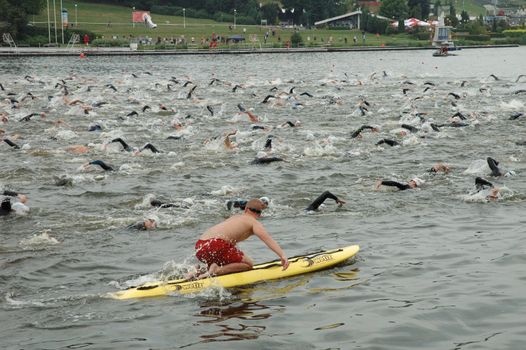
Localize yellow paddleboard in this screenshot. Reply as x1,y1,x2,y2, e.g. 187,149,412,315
109,245,359,300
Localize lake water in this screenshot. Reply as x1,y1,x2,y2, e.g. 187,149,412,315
1,47,525,349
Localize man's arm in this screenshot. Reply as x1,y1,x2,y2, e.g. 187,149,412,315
376,180,410,191
252,221,289,270
306,191,343,211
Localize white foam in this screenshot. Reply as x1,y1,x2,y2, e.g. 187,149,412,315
19,231,60,249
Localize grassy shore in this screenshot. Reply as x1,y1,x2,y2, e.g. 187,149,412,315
31,0,432,48
29,0,524,49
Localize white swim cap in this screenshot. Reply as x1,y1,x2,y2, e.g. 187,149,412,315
259,197,270,206
411,177,425,187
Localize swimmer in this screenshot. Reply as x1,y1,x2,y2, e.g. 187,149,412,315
448,92,461,100
186,85,197,99
232,84,243,92
487,157,502,177
140,143,160,153
19,113,44,122
226,197,270,211
429,163,450,174
376,139,400,147
281,120,301,128
401,124,419,133
1,190,28,216
261,95,276,104
264,138,272,151
351,125,379,139
65,145,90,154
224,130,238,150
305,191,345,211
509,112,523,120
110,138,133,152
3,138,20,149
83,160,114,171
192,198,288,278
250,151,283,165
105,83,118,92
88,124,102,132
474,177,501,201
128,218,157,230
375,177,425,191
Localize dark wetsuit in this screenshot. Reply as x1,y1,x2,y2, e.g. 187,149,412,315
251,157,283,165
1,190,19,216
264,138,272,150
226,200,248,211
4,138,20,149
150,199,178,208
487,157,502,177
128,221,147,230
376,139,400,147
111,138,132,152
351,125,376,138
140,143,160,153
475,177,494,191
305,191,341,211
0,198,12,216
401,124,419,133
88,124,102,132
379,180,410,191
89,160,114,171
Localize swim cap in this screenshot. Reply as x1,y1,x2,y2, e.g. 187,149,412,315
411,177,425,187
259,197,270,206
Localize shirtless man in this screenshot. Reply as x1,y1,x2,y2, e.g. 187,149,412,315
194,198,289,278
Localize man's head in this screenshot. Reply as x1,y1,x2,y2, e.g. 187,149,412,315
259,197,270,208
245,198,265,217
144,218,157,229
409,177,425,188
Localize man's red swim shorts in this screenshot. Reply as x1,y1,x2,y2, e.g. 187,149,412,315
195,238,244,266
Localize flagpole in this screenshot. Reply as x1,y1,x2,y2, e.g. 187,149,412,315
47,0,51,44
52,0,58,44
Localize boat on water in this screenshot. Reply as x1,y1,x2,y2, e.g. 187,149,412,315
431,18,460,57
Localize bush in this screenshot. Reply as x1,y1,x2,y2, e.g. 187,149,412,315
412,32,431,40
91,39,129,47
20,35,48,46
463,34,490,41
502,29,526,37
290,32,303,47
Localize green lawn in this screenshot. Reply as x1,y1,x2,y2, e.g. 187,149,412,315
29,0,505,48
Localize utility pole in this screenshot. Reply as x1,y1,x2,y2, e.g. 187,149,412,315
52,0,58,44
60,0,64,44
47,0,51,44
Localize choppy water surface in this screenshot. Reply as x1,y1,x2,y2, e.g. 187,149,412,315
1,47,525,349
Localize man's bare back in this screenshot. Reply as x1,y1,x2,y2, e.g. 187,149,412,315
193,198,289,278
200,213,258,244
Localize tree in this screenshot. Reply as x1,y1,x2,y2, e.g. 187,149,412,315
460,10,469,24
446,2,458,27
0,0,45,38
408,0,430,19
380,0,409,20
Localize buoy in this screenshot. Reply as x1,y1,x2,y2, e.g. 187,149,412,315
79,52,86,58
